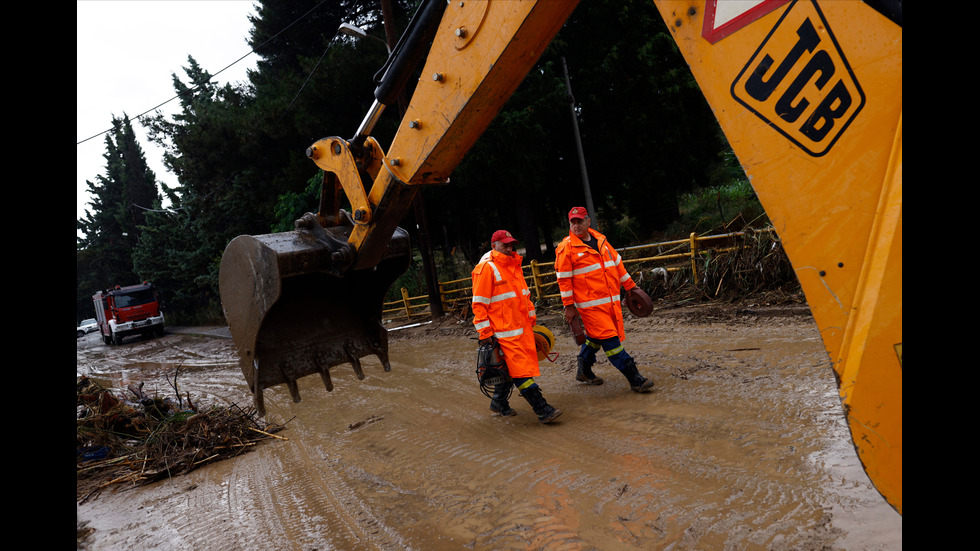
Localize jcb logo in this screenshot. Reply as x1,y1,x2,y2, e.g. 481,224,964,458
732,0,864,157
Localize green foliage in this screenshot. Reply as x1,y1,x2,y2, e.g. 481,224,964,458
385,255,427,303
384,245,477,304
272,173,322,232
672,179,768,236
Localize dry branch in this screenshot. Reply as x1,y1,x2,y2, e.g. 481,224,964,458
77,376,288,503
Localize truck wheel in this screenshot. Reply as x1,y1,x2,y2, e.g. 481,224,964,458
113,333,122,346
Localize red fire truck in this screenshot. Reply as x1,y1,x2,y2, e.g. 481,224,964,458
92,282,165,345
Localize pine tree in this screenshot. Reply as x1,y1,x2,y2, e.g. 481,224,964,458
137,57,249,321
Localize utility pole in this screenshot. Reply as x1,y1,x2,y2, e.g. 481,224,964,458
561,57,597,223
380,0,444,318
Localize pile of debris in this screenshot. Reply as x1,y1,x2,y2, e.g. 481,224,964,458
76,376,288,503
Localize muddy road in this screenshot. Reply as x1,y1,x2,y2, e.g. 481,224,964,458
76,304,901,550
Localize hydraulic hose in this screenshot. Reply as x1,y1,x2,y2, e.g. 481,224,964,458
373,0,446,106
352,0,446,148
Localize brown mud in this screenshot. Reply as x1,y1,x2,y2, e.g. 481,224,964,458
76,303,901,550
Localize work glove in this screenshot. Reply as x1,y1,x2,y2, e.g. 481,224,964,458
479,336,497,347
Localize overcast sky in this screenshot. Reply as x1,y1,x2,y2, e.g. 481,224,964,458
77,1,259,228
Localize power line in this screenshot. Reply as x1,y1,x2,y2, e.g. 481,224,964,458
76,50,255,146
76,0,334,146
278,0,361,122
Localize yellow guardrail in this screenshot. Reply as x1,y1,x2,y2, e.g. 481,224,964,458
383,228,775,323
382,286,433,322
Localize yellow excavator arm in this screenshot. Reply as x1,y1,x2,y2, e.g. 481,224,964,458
307,0,578,269
219,0,901,514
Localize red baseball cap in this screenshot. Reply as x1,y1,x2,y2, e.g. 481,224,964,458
568,206,589,220
491,230,518,244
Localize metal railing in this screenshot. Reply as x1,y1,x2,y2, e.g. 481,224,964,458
382,286,433,322
383,228,775,323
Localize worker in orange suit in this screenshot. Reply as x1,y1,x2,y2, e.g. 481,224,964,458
555,207,655,392
471,230,562,423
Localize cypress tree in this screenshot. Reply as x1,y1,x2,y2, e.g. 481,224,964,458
77,114,161,319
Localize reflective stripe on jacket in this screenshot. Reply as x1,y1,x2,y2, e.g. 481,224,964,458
555,227,636,340
471,250,539,378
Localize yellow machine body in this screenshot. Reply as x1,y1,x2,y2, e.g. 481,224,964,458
653,0,901,513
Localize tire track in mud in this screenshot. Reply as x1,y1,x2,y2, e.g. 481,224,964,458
238,389,420,550
370,333,821,549
299,350,616,550
77,331,243,406
520,327,840,548
362,426,600,550
596,323,844,548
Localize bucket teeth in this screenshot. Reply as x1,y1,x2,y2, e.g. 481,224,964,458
346,341,366,380
253,363,267,416
286,378,302,403
318,366,334,392
312,352,334,391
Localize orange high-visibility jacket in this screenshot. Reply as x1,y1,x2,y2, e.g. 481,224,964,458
471,250,540,378
555,227,636,341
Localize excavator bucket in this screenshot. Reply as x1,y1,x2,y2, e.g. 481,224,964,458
219,211,410,416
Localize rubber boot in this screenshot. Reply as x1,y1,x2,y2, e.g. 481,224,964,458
576,357,604,385
618,357,655,393
520,387,563,424
489,382,516,416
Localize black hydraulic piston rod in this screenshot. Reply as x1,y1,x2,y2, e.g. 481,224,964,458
351,0,446,147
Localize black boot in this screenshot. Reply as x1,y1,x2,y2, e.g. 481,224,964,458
618,357,655,393
489,382,516,416
576,357,604,385
520,387,563,424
